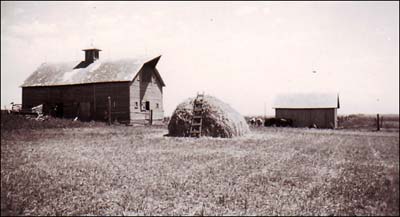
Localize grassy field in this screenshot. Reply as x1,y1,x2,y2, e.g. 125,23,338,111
338,114,399,131
1,113,399,216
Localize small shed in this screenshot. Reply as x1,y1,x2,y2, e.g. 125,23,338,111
272,93,340,129
21,48,166,124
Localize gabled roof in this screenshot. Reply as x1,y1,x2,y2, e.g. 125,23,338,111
143,56,165,87
273,93,340,109
21,56,165,87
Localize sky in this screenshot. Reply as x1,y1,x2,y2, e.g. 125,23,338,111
1,1,399,116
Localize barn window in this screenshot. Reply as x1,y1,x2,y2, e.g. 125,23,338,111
135,102,138,109
156,103,159,109
140,101,151,111
137,74,140,81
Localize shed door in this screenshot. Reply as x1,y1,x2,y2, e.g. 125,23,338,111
79,102,91,121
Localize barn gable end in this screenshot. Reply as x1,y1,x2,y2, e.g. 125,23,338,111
129,57,164,124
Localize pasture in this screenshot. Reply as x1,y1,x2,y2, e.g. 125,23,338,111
1,113,399,216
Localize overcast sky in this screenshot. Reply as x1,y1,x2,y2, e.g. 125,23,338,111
1,1,399,115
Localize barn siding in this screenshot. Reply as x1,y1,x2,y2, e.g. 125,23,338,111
22,82,130,122
275,108,337,128
129,66,164,124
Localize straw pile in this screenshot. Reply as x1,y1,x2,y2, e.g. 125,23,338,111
168,95,250,138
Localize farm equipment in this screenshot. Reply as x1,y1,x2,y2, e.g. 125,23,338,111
264,118,293,127
8,103,46,121
9,102,22,114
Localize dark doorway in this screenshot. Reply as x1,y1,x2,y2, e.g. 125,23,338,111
55,103,64,118
145,101,150,111
78,102,91,121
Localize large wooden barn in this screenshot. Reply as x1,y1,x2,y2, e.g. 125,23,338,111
21,48,165,124
273,93,340,129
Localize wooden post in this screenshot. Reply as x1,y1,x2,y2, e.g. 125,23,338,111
376,113,380,131
150,109,153,125
108,96,111,125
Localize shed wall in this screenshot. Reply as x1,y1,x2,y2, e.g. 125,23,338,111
275,108,337,128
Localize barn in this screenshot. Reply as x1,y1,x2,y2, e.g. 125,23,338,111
21,48,165,124
272,93,340,129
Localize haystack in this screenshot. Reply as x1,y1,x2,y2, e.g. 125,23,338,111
168,95,250,138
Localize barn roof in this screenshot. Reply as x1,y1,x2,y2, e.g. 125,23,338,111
21,56,165,87
273,93,340,109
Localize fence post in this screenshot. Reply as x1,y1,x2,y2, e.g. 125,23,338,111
376,113,380,131
150,109,153,125
108,96,111,125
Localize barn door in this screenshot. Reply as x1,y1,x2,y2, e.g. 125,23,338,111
78,102,91,121
55,103,64,118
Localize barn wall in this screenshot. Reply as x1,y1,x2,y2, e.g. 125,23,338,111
22,82,130,122
275,108,337,128
129,66,164,124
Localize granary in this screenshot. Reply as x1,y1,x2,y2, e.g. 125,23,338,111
272,93,340,129
21,48,165,124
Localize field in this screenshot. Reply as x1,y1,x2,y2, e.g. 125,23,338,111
1,113,399,216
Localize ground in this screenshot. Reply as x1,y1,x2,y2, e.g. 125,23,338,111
1,113,399,216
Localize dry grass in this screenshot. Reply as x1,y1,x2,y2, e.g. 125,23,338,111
337,114,399,131
1,111,106,132
1,113,399,216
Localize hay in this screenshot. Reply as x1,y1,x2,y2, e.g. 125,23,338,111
168,95,250,138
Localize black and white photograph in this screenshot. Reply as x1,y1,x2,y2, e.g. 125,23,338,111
1,1,399,216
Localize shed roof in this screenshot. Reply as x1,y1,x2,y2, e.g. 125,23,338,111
21,56,165,87
273,93,340,109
